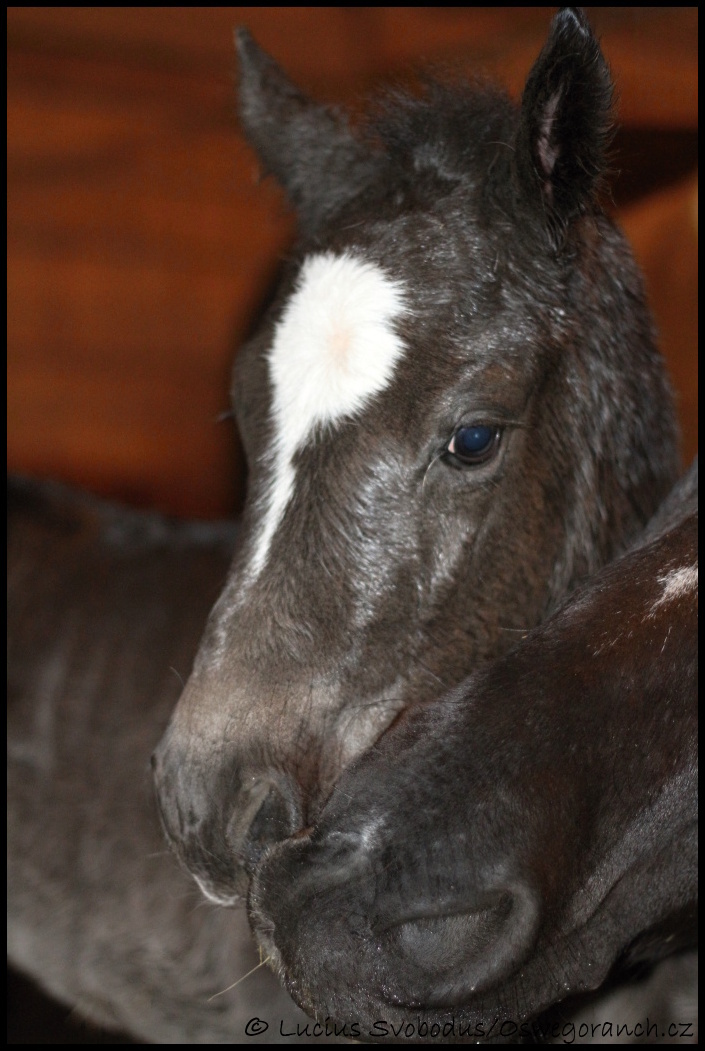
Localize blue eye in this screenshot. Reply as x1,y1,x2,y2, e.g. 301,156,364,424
446,425,500,466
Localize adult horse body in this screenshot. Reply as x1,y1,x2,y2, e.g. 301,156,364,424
251,460,697,1042
7,478,316,1042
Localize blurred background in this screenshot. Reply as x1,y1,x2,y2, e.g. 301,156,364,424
7,7,698,522
6,7,698,1044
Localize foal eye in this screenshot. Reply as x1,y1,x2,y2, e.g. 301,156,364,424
445,425,501,467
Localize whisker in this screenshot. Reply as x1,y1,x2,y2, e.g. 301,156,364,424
207,957,272,1000
168,666,185,689
422,450,444,491
414,657,446,688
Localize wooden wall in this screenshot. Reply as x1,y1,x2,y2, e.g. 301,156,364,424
8,8,698,518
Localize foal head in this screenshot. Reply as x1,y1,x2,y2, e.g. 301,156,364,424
154,8,678,904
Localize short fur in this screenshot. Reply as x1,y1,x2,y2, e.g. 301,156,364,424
155,9,678,914
7,8,692,1044
251,461,697,1040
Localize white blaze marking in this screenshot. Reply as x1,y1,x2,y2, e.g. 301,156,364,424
651,562,698,614
247,252,408,581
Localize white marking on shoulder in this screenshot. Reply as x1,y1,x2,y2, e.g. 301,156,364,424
651,562,698,614
247,251,408,580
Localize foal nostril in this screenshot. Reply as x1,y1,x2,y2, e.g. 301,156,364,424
383,878,540,1006
227,776,299,874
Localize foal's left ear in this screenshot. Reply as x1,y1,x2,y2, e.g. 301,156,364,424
514,7,613,237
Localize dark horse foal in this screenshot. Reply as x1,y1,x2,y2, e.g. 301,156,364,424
251,459,697,1043
8,7,695,1045
154,8,678,917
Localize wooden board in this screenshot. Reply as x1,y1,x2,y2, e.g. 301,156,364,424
8,7,698,516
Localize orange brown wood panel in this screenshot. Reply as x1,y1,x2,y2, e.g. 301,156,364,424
7,8,698,517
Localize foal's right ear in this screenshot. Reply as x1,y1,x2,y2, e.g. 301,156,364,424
514,7,614,241
236,29,377,233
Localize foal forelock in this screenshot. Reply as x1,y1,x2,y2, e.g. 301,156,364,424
245,251,409,583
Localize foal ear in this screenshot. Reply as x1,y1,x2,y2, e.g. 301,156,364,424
236,29,377,233
514,7,613,238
